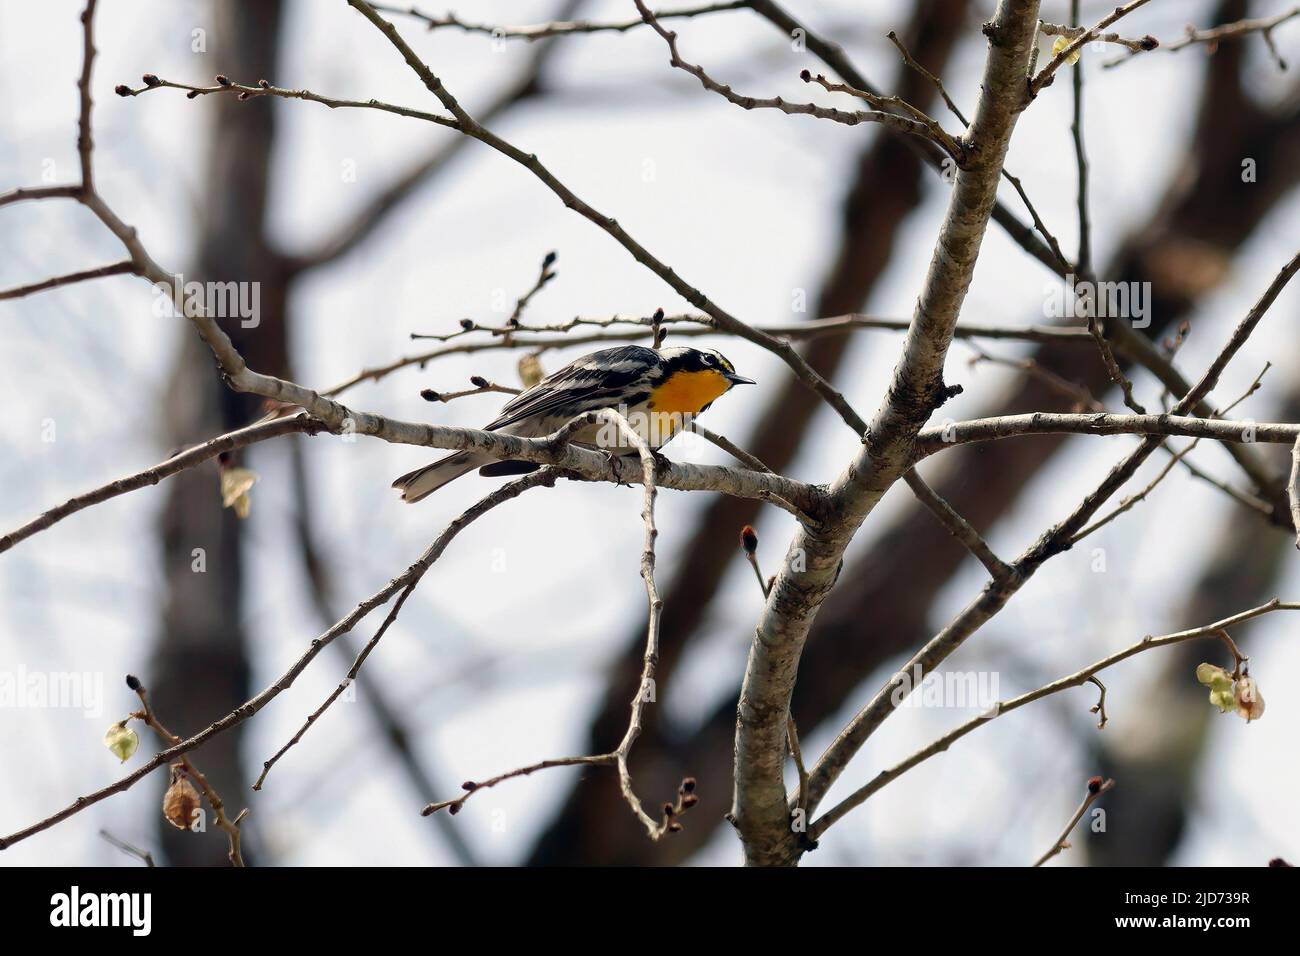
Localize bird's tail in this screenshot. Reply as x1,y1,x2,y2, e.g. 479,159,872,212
391,451,493,503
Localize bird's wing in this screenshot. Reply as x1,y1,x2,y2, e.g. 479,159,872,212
484,346,657,432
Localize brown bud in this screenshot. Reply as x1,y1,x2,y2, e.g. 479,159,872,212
162,770,202,831
668,821,683,833
142,73,161,87
662,802,675,817
681,793,699,809
215,74,231,86
799,69,811,82
680,777,696,794
238,91,250,101
125,674,143,692
459,318,475,330
461,780,478,791
652,307,665,322
1268,857,1292,867
114,84,131,97
1139,35,1159,51
470,375,489,389
257,78,271,89
1086,775,1103,794
186,90,200,99
420,388,441,402
740,525,759,555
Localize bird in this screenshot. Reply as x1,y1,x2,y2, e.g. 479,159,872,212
392,344,754,502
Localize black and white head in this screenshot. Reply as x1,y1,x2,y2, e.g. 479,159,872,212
657,346,755,387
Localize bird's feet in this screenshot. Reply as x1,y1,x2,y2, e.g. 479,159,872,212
601,449,628,487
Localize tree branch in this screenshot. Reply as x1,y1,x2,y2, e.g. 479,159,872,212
808,600,1298,840
0,414,326,555
373,0,747,40
729,0,1044,867
0,259,136,301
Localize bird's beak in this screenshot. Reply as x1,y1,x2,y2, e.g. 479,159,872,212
725,372,756,385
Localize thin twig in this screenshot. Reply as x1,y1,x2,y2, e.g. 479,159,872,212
98,830,155,867
798,70,964,163
884,28,1070,272
336,313,1090,400
965,343,1103,411
129,679,248,866
808,600,1300,840
372,0,747,40
1087,676,1107,729
0,259,136,300
0,415,325,554
507,250,558,326
1069,1,1092,280
420,410,697,839
904,469,1016,586
254,468,560,789
1032,0,1156,93
1032,777,1116,867
787,715,810,830
115,74,458,128
1038,20,1157,53
685,420,771,473
1105,6,1299,70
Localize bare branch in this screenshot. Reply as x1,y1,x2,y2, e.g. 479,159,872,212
1106,6,1300,70
333,312,1090,400
422,410,697,839
1038,20,1157,53
0,415,326,555
0,260,136,301
1032,777,1116,868
1031,0,1155,93
686,421,771,473
730,0,1045,867
804,249,1300,827
0,185,83,208
746,0,1068,279
798,70,965,162
372,0,747,40
340,0,869,435
904,469,1017,586
809,600,1300,840
913,412,1300,458
116,74,458,129
632,2,963,159
98,830,155,867
254,467,560,789
1,465,559,851
130,678,248,866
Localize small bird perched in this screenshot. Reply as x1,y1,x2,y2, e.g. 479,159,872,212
393,344,754,502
